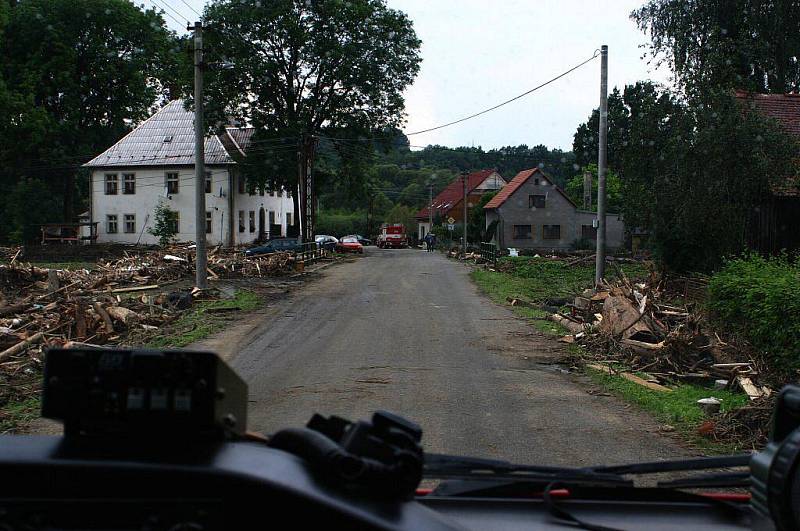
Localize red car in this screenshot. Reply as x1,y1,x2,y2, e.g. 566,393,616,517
336,236,364,254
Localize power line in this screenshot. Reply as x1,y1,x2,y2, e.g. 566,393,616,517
172,0,202,18
149,0,189,27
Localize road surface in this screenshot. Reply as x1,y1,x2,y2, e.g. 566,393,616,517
227,248,688,466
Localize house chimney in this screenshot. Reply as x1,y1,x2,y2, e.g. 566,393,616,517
583,171,592,210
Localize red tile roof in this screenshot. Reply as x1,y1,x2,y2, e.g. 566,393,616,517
484,167,577,209
735,91,800,197
415,169,500,220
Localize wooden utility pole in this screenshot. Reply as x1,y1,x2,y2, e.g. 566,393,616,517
462,171,468,255
428,182,433,234
298,133,317,243
595,44,608,287
191,21,208,289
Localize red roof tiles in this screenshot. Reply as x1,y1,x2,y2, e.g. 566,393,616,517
415,169,499,220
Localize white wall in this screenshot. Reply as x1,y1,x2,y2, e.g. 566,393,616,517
91,167,294,246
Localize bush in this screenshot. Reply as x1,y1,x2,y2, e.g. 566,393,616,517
707,254,800,372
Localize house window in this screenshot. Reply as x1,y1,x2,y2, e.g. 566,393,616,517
249,211,255,232
204,171,212,194
286,212,292,226
123,214,136,234
543,225,561,240
122,173,135,194
238,210,245,233
106,214,118,234
513,225,532,239
205,211,212,234
268,211,275,224
238,176,246,194
534,178,540,185
170,212,179,234
581,225,597,240
105,174,118,195
529,194,546,208
166,172,179,194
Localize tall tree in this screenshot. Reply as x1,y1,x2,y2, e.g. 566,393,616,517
632,0,800,98
572,88,629,169
0,0,184,239
201,0,422,232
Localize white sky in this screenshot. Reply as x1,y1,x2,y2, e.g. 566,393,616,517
159,0,671,150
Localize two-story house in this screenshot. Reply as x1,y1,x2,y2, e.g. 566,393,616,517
415,169,506,239
483,167,625,250
83,101,294,246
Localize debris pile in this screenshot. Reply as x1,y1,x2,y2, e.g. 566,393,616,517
556,267,772,401
0,244,313,428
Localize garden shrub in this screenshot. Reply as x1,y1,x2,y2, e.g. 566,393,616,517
707,254,800,372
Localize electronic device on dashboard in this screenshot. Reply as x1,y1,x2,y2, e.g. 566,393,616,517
41,348,247,440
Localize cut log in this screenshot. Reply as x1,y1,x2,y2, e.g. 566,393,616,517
600,295,653,340
47,270,60,293
0,331,44,362
548,314,584,333
106,306,139,325
92,302,114,333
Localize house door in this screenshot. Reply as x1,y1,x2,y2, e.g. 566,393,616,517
258,208,266,240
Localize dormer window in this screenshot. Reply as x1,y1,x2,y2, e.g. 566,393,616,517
163,135,173,143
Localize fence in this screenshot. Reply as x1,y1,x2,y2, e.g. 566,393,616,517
479,242,498,266
296,242,323,264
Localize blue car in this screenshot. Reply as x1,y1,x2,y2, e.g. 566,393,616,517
244,238,302,257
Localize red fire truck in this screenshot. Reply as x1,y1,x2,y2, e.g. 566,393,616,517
376,223,408,249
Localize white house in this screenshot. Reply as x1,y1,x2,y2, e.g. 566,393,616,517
83,101,294,246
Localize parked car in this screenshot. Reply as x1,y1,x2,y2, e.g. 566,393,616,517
343,234,372,246
244,238,302,257
314,234,339,251
336,236,364,254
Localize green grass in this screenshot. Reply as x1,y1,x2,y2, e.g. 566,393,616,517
0,397,40,434
470,258,646,335
146,290,261,348
584,364,749,453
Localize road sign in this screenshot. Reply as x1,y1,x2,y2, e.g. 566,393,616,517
447,224,455,231
447,217,455,225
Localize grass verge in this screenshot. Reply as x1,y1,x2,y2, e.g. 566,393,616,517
584,364,749,453
0,397,40,434
146,290,261,348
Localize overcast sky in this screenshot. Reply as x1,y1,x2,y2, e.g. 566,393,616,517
163,0,670,151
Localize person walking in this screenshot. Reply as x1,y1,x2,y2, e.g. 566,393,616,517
424,233,432,252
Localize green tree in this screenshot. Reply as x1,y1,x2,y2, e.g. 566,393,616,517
565,164,623,213
0,0,184,240
467,192,497,243
632,0,800,99
572,88,629,169
201,0,422,233
148,201,179,246
384,204,416,236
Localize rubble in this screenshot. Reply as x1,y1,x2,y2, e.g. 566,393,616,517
0,243,318,425
559,265,772,400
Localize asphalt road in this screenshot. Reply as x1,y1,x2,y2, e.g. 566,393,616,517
231,248,688,466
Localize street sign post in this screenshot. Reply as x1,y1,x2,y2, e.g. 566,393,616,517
447,223,455,231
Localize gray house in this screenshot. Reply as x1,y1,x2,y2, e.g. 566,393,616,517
484,168,625,250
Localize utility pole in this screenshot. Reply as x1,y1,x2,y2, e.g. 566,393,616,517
595,44,608,287
191,21,208,289
298,133,317,243
428,182,433,233
462,171,468,255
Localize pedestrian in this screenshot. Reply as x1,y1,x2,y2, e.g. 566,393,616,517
424,233,432,252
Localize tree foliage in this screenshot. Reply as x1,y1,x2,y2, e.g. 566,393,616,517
201,0,422,227
148,201,179,246
633,0,800,98
564,164,623,213
0,0,185,241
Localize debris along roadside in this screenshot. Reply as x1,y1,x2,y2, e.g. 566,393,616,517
0,243,324,433
556,263,775,449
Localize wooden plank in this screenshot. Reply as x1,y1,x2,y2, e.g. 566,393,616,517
586,363,671,392
737,376,764,400
0,331,44,362
110,284,159,294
